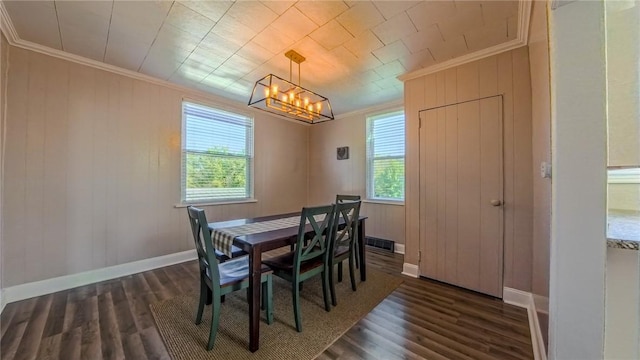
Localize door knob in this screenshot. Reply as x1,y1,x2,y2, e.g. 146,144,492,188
490,200,502,207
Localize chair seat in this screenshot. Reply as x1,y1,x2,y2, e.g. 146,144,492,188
334,245,350,258
262,251,323,273
214,245,247,260
205,256,271,287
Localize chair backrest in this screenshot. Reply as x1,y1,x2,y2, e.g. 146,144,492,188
336,194,361,203
187,206,221,292
293,204,336,273
330,200,361,257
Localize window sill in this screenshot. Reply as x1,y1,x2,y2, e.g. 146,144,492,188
174,199,258,208
363,199,405,206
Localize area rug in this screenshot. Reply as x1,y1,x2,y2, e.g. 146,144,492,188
150,267,402,360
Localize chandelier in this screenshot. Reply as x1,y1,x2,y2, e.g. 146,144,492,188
248,50,334,124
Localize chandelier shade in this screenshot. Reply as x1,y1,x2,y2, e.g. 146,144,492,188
248,50,334,124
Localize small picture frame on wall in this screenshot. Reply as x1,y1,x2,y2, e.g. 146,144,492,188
337,146,349,160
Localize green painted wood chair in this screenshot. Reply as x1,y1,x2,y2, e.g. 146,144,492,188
335,194,362,268
187,206,274,350
328,200,362,306
262,204,336,332
336,194,361,203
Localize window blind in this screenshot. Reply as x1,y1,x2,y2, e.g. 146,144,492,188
181,102,254,203
366,110,405,201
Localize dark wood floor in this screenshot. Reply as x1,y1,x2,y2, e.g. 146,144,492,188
0,248,533,360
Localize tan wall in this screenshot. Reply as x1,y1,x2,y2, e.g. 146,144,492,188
606,1,640,167
308,110,406,245
609,184,640,211
3,46,309,287
405,47,534,291
0,33,8,295
529,1,552,301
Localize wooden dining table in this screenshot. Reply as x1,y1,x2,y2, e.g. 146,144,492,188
208,211,368,352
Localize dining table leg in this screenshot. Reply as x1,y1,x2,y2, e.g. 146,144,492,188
248,245,262,352
358,219,367,281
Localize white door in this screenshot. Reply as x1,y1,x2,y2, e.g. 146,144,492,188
418,96,504,297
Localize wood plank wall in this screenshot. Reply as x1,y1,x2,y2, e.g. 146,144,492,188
2,47,309,287
528,0,552,306
1,33,8,296
308,111,406,245
404,47,534,292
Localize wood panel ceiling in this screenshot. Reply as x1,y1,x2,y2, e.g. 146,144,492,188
2,0,520,114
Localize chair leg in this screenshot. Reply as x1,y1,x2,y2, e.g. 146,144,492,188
195,278,207,325
205,285,213,305
354,241,360,269
337,261,343,282
207,295,221,350
264,275,274,325
329,263,337,307
349,253,357,292
321,270,331,312
292,280,302,332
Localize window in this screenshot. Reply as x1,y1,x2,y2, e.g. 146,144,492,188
366,110,405,201
181,102,254,204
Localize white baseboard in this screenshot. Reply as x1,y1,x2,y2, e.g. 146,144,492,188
401,262,419,278
2,250,197,307
533,293,549,314
503,287,532,307
503,287,547,360
394,243,405,254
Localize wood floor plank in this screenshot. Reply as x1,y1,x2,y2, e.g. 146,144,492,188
97,292,125,360
323,337,367,360
110,282,138,336
343,329,406,360
0,247,534,360
42,290,69,338
1,297,38,360
70,296,98,334
121,275,157,332
356,316,450,360
122,333,148,360
0,320,29,360
80,318,101,360
58,326,82,360
365,309,493,360
0,302,18,339
139,326,171,360
36,334,62,360
13,294,53,360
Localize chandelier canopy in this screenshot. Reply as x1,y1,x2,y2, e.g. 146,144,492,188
248,50,334,124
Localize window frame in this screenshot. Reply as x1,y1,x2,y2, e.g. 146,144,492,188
365,109,406,203
180,100,255,205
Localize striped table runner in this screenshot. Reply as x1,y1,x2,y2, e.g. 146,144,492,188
211,214,327,257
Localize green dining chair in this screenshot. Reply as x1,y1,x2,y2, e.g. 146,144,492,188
262,204,336,332
187,206,274,350
336,194,361,203
336,194,362,268
328,200,362,306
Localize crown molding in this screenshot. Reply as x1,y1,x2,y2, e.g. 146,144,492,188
334,99,404,120
0,1,18,43
551,0,576,11
398,0,532,82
